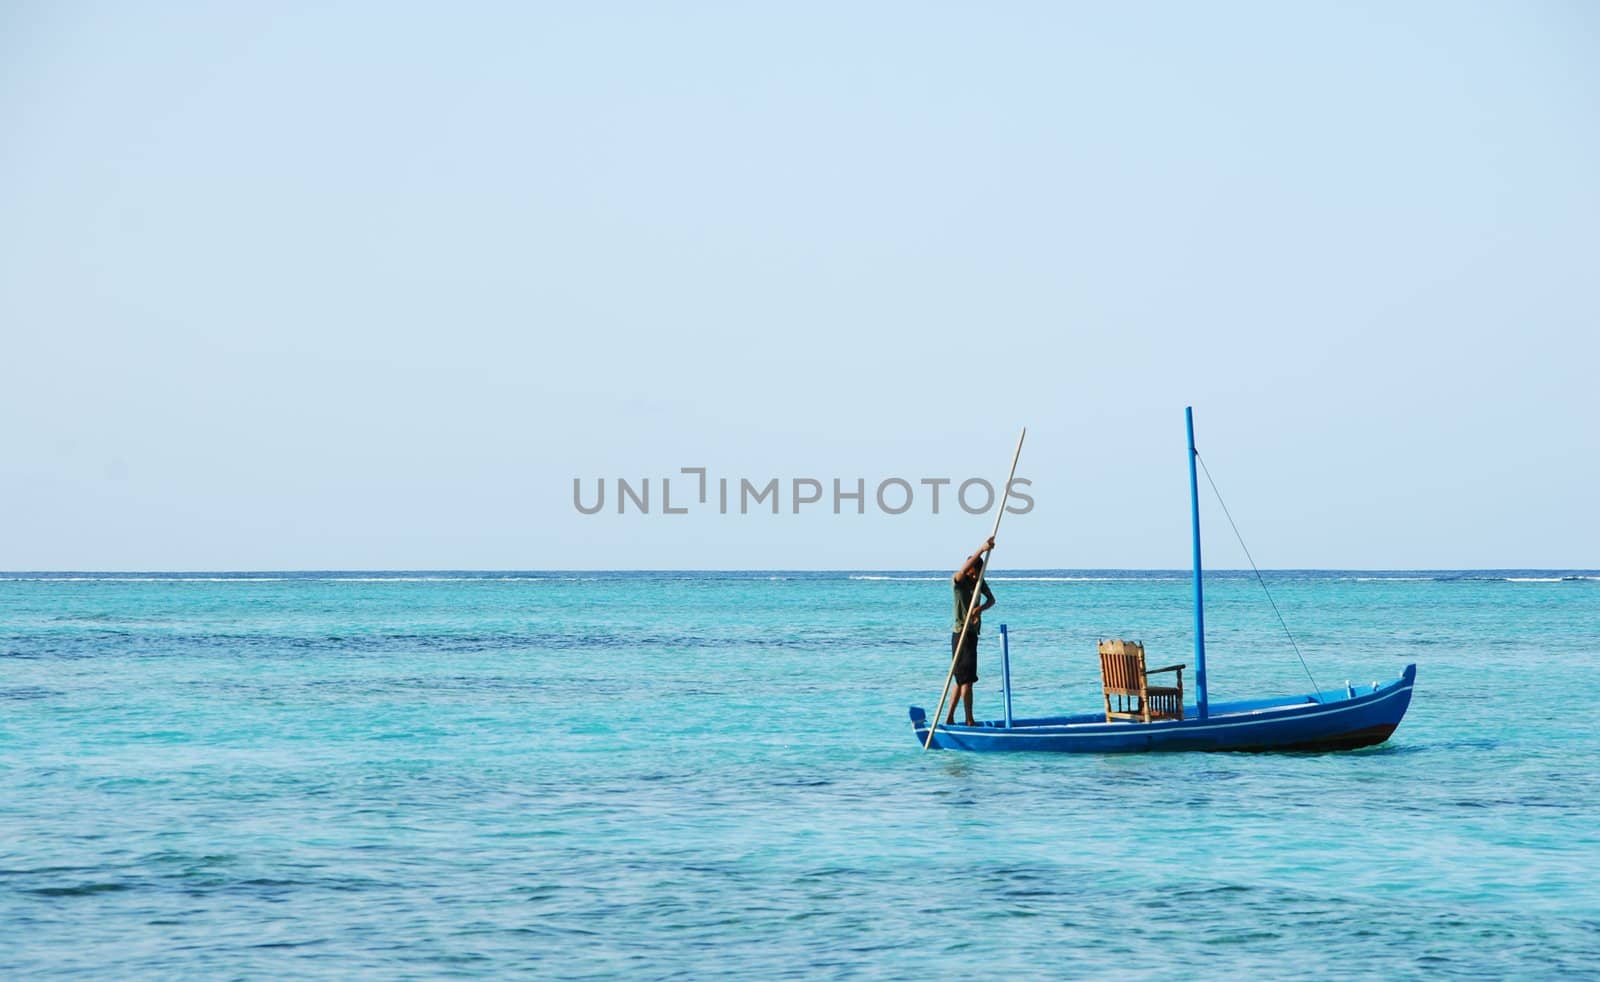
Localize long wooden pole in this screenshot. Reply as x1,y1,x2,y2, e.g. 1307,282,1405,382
924,427,1026,750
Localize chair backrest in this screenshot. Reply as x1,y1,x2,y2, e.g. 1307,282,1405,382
1098,639,1146,692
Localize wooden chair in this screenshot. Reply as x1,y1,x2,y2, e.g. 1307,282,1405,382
1098,639,1185,723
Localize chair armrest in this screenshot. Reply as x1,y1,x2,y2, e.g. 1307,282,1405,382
1146,663,1187,675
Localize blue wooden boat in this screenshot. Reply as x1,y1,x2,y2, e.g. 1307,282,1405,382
911,666,1414,752
911,408,1416,753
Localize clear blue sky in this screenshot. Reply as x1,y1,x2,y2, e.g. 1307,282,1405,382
3,2,1596,570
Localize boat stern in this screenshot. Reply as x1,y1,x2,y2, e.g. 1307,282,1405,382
908,706,933,746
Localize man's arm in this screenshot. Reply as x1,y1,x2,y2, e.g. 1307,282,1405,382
977,580,996,612
953,536,997,581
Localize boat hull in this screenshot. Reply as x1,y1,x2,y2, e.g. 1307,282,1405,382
911,664,1415,753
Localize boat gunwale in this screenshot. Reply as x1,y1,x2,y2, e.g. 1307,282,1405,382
911,664,1415,739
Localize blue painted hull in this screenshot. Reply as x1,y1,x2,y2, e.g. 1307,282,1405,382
912,664,1415,753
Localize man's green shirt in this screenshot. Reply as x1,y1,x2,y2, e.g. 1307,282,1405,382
952,577,995,633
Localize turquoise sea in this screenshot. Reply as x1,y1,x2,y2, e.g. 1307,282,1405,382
3,570,1599,978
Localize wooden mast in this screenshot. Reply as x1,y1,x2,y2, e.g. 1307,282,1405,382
1186,406,1209,720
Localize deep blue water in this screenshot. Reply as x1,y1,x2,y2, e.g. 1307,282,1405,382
3,570,1599,977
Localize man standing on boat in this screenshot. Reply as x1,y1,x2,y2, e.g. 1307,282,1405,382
949,536,997,726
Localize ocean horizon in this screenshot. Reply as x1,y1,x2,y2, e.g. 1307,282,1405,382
6,567,1599,577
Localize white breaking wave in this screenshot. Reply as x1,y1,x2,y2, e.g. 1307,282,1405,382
324,576,478,582
0,576,294,582
1347,576,1434,582
847,574,1183,582
849,575,943,581
995,575,1185,582
0,575,561,583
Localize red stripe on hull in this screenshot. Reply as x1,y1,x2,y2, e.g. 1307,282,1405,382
1222,723,1398,753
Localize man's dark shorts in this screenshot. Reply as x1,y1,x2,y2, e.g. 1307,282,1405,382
951,631,978,685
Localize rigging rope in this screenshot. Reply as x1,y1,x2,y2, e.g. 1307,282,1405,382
1194,451,1323,700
